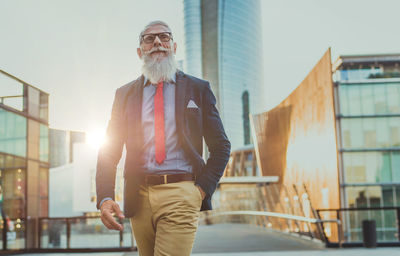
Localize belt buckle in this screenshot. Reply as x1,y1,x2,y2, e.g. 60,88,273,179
163,174,168,184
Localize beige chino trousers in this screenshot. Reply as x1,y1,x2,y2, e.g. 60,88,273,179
130,181,203,256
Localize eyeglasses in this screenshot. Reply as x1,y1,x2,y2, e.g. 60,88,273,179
141,32,173,44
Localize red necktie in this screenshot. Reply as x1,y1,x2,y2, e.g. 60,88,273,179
154,81,166,164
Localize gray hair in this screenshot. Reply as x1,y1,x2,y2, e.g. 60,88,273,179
139,20,172,45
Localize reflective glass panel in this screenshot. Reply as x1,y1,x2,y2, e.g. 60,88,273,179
0,110,27,157
0,73,24,111
0,167,26,219
6,218,26,249
341,117,400,149
69,218,129,248
338,82,400,116
360,84,374,115
40,124,49,162
391,153,400,182
344,186,398,242
39,92,48,121
40,219,67,248
387,83,400,113
347,86,362,115
343,152,397,183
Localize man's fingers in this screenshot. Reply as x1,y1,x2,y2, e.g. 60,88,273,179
101,210,123,230
112,202,125,220
101,215,114,230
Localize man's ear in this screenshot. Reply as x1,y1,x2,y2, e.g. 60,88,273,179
173,42,177,54
137,48,142,59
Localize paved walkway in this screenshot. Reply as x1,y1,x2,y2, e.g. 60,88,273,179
191,223,324,253
22,248,400,256
22,224,399,256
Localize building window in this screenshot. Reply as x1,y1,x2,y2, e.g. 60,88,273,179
342,152,398,183
338,82,400,116
0,154,26,219
0,109,27,157
40,124,49,162
242,91,250,145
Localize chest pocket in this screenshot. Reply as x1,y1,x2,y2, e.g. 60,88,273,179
185,105,202,133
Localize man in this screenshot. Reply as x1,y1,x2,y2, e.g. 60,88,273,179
96,20,230,256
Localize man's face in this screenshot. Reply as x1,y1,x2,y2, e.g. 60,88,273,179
137,24,177,60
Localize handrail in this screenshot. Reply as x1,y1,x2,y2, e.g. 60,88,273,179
201,209,342,246
219,176,279,184
203,210,340,224
317,206,400,211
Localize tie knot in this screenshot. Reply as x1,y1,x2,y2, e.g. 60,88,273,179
157,81,163,88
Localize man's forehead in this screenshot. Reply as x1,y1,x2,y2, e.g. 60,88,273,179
144,24,171,34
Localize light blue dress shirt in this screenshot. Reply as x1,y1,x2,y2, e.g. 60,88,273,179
141,75,193,175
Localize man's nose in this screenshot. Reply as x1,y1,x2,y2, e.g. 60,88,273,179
153,35,162,46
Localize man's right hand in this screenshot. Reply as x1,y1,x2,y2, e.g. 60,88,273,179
100,200,125,231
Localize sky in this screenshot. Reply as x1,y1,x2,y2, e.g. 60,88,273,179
1,0,400,135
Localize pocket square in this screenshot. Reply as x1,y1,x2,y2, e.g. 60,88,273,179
187,99,199,108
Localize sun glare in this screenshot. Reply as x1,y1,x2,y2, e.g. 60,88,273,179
86,130,107,149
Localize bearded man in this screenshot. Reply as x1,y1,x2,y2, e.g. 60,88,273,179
96,20,231,256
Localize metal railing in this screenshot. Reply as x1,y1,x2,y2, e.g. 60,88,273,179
317,207,400,247
0,215,135,254
201,210,340,243
0,217,26,251
38,216,134,252
205,179,339,243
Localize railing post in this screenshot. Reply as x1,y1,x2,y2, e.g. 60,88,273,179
66,218,71,249
119,219,123,247
336,210,342,248
316,210,329,245
38,218,42,249
397,207,400,242
2,217,7,250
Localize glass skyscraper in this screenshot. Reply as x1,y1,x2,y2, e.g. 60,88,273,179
333,54,400,241
183,0,264,150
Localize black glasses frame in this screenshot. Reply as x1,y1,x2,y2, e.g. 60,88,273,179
140,32,173,44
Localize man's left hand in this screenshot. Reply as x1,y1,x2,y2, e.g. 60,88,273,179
196,185,206,200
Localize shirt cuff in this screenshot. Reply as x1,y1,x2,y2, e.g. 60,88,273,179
99,197,113,209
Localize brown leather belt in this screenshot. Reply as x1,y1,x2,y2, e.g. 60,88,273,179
143,173,194,186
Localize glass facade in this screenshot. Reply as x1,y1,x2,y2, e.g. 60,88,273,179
40,124,49,162
183,0,202,78
0,70,49,250
335,58,400,243
183,0,263,150
0,109,27,158
339,82,400,116
218,0,263,150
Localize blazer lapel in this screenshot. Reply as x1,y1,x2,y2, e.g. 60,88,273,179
125,75,145,147
175,70,189,135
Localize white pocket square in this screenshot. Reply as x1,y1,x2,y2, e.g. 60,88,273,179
187,99,199,108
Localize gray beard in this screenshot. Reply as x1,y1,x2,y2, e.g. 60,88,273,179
141,50,177,84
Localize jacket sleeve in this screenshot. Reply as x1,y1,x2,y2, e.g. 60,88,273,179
96,88,126,209
195,82,231,197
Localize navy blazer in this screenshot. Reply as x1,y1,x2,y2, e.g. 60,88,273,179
96,70,231,217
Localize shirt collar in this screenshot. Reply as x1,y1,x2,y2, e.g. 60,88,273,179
143,73,176,87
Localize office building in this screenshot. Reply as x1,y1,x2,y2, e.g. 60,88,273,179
183,0,264,150
0,69,49,249
333,53,400,241
49,128,85,168
250,50,400,244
